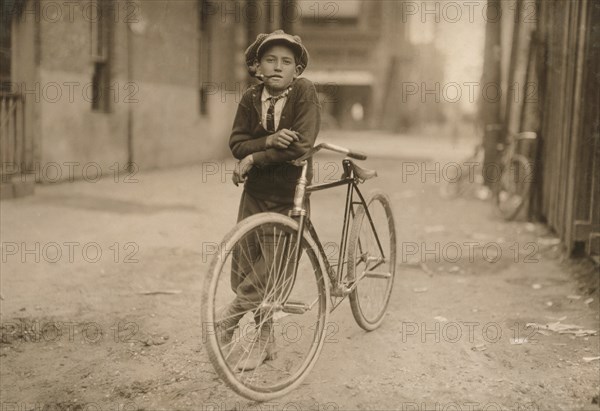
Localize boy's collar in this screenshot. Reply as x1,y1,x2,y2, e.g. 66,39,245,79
251,78,297,116
255,77,297,93
261,84,293,102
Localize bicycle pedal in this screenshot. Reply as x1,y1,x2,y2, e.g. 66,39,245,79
282,301,310,314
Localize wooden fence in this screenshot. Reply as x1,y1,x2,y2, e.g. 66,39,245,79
485,0,599,259
530,0,599,258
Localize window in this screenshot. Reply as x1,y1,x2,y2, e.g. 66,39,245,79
299,0,361,24
198,0,211,115
90,0,112,112
0,3,11,92
199,84,210,116
91,62,110,111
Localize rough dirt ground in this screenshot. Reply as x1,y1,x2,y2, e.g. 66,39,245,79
1,131,599,411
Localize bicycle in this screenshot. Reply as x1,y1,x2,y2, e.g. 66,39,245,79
202,143,397,401
493,131,537,220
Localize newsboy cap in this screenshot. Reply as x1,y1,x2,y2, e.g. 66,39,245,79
244,30,309,78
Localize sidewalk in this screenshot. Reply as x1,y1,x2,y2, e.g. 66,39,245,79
1,131,598,410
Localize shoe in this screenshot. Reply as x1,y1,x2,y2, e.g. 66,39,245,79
216,304,243,348
236,319,277,371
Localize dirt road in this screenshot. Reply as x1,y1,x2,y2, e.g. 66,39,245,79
1,131,598,410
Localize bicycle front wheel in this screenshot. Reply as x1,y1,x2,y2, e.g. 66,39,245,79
202,213,330,401
347,190,397,331
494,154,533,221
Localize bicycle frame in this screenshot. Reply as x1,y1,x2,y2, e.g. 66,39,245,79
287,158,386,308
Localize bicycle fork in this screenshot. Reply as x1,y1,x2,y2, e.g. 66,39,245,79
263,160,313,315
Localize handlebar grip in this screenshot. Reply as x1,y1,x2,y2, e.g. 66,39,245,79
347,151,367,160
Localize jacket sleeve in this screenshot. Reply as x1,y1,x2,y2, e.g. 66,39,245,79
252,79,321,166
229,92,269,160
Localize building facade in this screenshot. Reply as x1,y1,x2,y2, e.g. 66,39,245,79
290,0,446,131
1,0,446,195
2,0,278,192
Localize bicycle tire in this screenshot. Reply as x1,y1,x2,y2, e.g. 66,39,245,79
494,155,533,221
202,212,330,401
347,190,397,331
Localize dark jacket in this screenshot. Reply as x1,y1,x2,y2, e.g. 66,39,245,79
229,77,321,203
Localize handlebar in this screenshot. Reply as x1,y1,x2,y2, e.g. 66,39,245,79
291,143,367,166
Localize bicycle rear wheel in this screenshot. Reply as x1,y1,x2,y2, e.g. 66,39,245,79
347,190,397,331
202,213,329,401
494,155,533,220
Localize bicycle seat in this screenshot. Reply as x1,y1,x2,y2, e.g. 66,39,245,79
346,159,377,182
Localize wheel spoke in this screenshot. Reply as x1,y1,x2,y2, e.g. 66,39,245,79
202,215,329,400
348,192,396,331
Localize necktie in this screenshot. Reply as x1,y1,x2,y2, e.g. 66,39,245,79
265,88,290,132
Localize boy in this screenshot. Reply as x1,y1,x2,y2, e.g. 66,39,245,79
219,30,321,371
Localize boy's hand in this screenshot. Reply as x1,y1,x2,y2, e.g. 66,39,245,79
232,155,254,186
266,129,299,149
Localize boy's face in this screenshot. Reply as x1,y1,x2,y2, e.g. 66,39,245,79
257,45,301,93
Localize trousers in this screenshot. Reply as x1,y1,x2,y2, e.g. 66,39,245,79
230,190,310,321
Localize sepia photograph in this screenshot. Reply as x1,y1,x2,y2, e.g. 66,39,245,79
1,0,599,409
